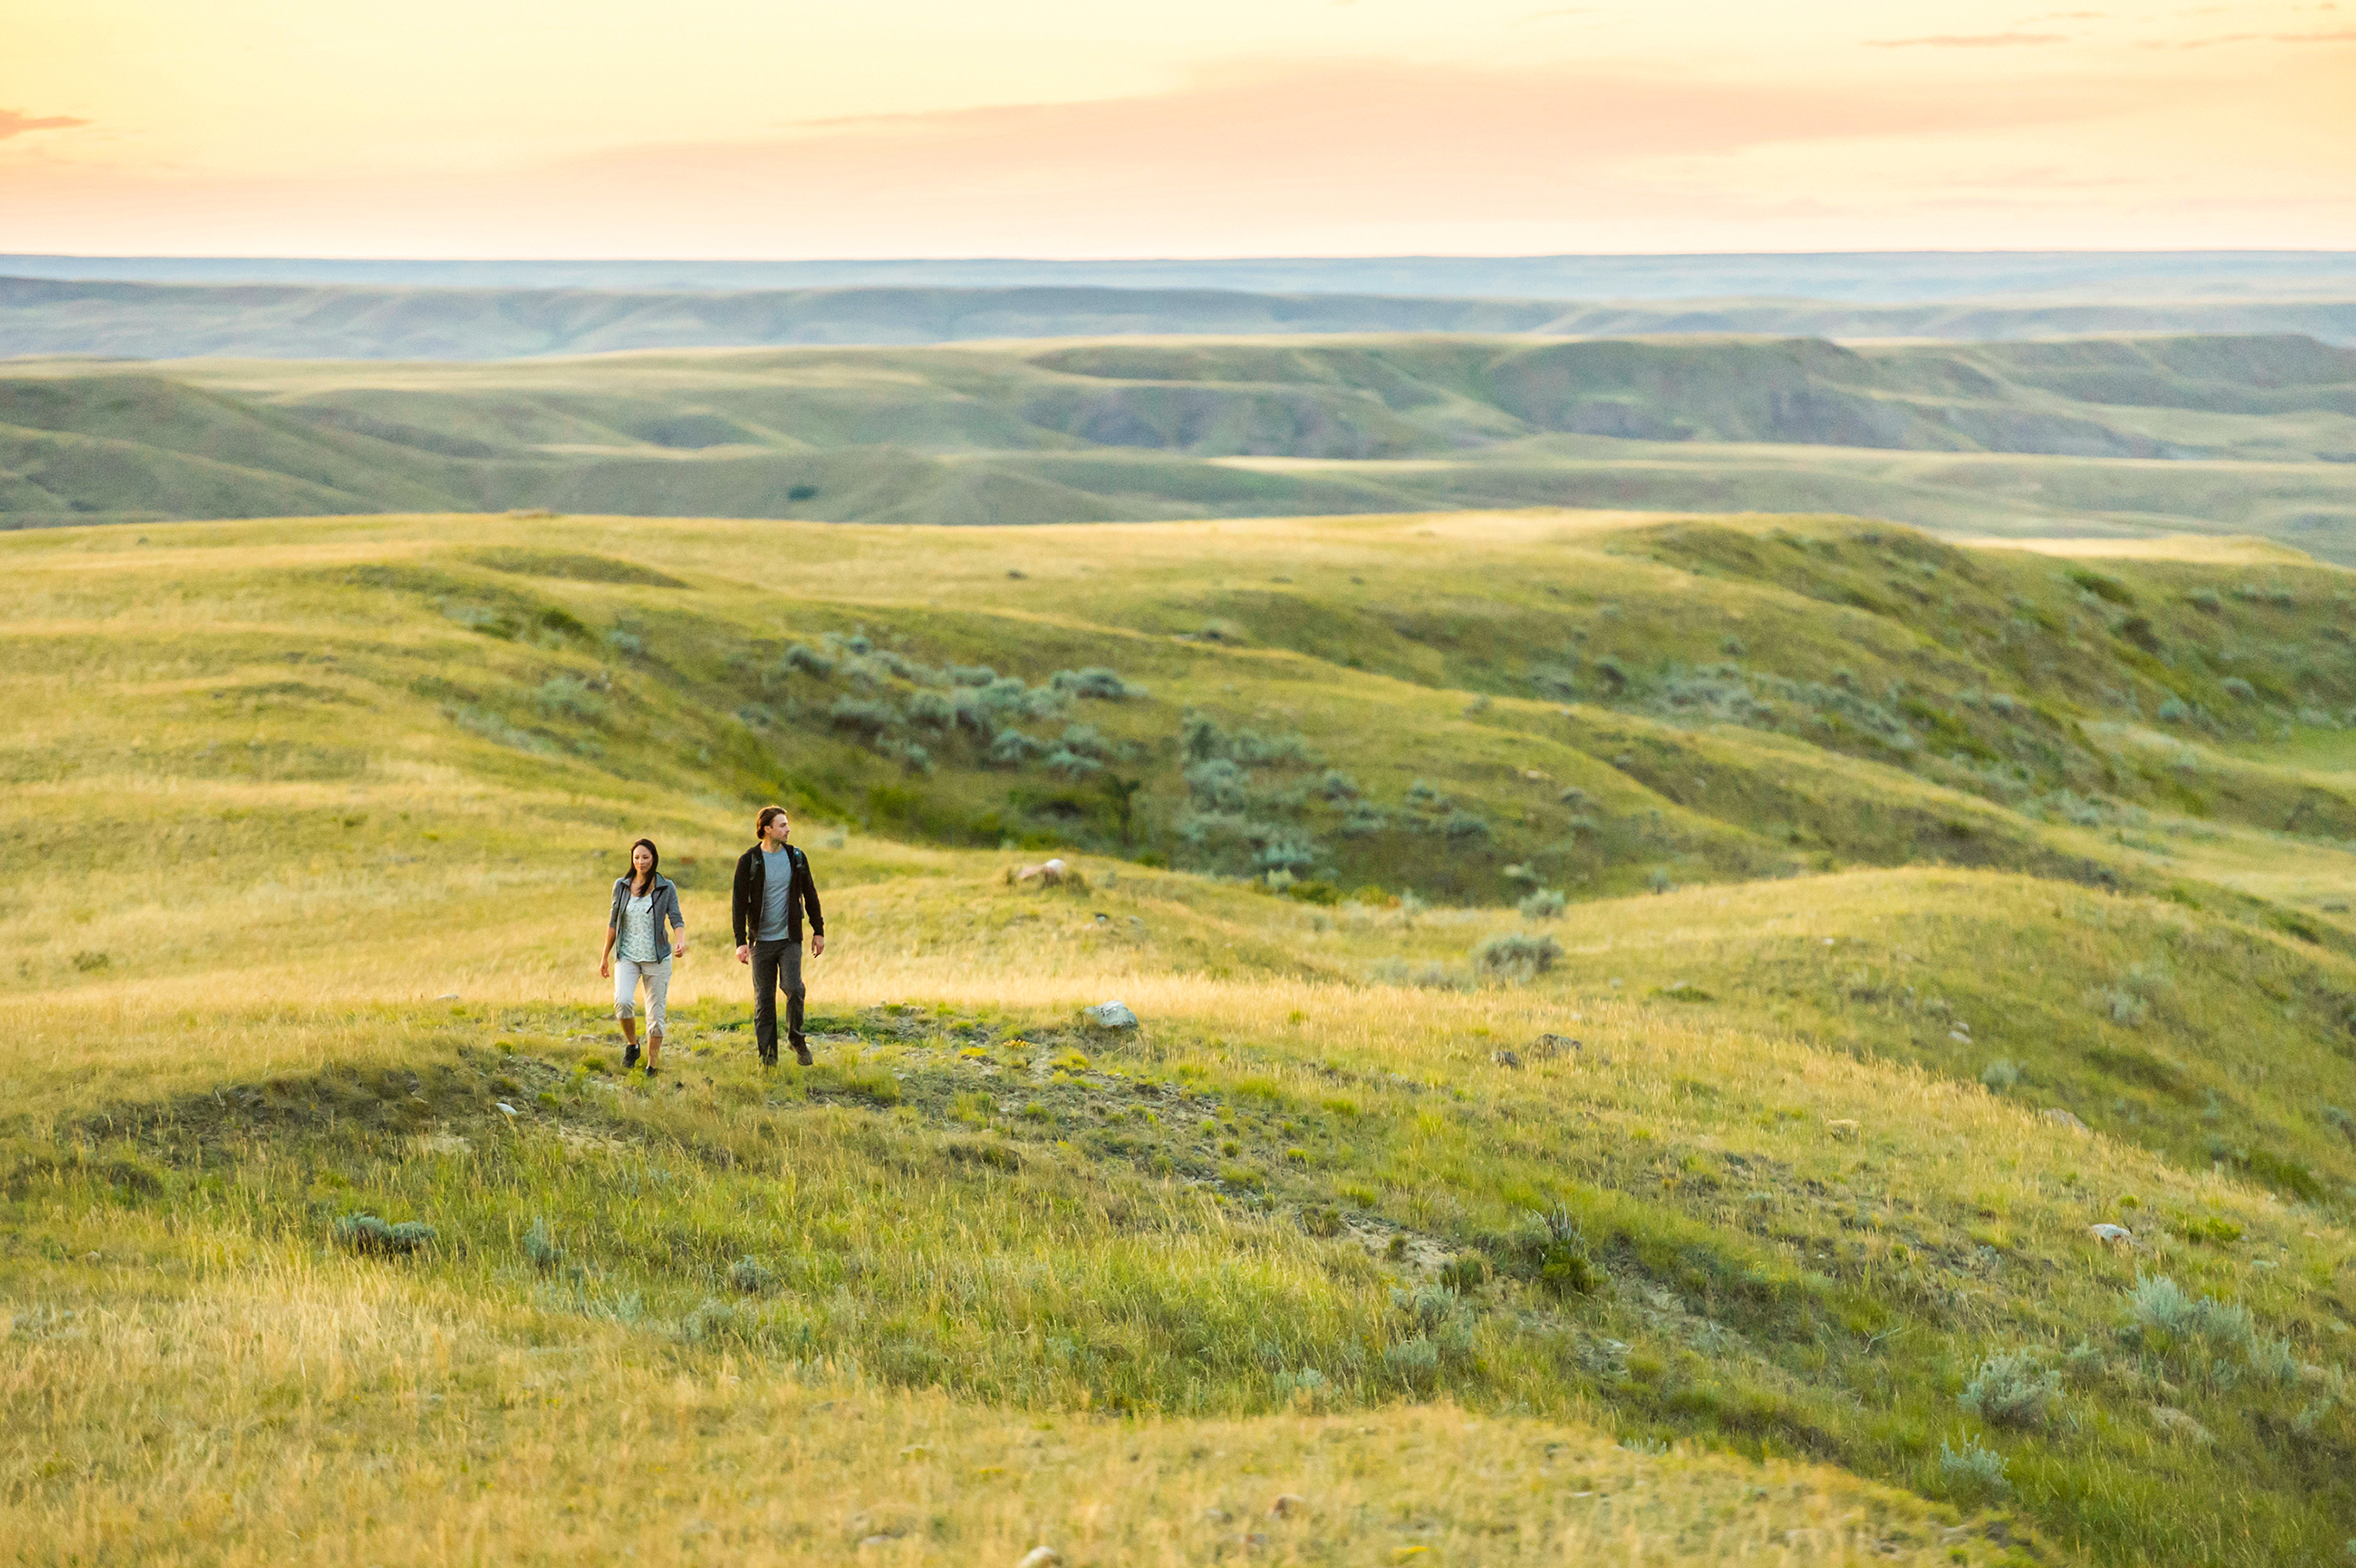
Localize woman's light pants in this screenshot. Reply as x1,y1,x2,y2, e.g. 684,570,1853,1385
614,956,670,1031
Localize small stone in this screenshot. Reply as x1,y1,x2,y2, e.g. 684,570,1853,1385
1824,1118,1861,1140
1269,1494,1308,1519
1202,1508,1231,1524
2150,1404,2213,1445
495,1103,518,1117
1018,1549,1062,1568
1529,1033,1580,1059
2041,1109,2089,1131
858,1535,894,1549
1490,1049,1523,1069
437,992,460,1000
1083,1000,1139,1030
2089,1223,2135,1245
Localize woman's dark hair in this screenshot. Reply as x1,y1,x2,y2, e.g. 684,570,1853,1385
628,837,660,894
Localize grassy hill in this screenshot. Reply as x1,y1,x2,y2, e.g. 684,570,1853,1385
6,509,2356,1566
5,334,2354,559
5,269,2354,360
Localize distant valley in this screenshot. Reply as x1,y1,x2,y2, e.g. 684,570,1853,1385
4,275,2355,361
5,332,2354,559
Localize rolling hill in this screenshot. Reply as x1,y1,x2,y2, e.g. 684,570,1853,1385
5,507,2356,1564
5,333,2356,558
8,248,2353,297
6,274,2356,361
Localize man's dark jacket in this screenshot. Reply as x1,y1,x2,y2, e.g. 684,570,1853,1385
732,841,824,946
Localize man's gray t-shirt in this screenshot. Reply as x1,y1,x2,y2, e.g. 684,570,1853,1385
757,847,794,941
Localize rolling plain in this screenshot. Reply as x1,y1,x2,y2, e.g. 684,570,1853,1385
5,333,2354,563
5,505,2356,1564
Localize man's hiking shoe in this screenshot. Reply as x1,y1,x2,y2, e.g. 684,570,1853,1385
622,1041,640,1070
793,1041,814,1067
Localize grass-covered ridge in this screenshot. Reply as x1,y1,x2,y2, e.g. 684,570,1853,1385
5,333,2354,557
5,508,2355,1565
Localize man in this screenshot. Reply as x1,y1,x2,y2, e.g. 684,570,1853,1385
732,805,826,1066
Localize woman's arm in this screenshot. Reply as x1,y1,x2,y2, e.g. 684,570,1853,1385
668,897,687,959
600,925,617,978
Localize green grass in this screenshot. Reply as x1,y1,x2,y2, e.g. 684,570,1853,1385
5,508,2356,1565
5,333,2354,558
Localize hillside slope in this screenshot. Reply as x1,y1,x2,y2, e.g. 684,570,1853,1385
4,265,2354,359
5,334,2356,558
5,509,2355,1566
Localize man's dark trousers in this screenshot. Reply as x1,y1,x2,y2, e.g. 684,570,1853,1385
752,938,805,1063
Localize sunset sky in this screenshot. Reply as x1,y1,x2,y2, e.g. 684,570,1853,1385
2,0,2350,257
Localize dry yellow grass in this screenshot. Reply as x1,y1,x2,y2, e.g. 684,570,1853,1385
7,1262,2004,1567
12,509,2356,1566
1957,535,2339,569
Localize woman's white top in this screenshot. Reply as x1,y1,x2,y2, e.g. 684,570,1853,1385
618,892,664,963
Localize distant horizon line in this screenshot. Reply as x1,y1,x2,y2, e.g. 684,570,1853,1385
10,248,2355,263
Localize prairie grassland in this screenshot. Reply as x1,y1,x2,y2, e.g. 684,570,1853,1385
13,335,2356,559
8,1264,2009,1568
6,511,2356,1566
12,848,2356,1564
1962,536,2324,568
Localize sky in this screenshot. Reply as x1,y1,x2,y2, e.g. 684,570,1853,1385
1,0,2351,258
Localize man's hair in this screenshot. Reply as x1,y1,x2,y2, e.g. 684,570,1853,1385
755,804,789,835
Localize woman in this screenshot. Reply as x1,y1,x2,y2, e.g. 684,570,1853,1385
600,837,685,1075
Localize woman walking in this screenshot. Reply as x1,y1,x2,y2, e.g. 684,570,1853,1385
600,837,686,1075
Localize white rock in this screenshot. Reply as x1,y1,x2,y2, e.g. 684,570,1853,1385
495,1103,518,1117
2089,1223,2134,1245
1082,1000,1139,1029
1019,1549,1063,1568
2041,1108,2090,1131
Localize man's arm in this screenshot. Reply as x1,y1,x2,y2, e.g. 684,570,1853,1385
730,852,751,948
800,853,825,955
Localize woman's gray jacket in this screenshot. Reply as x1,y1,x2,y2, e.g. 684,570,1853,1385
608,874,685,951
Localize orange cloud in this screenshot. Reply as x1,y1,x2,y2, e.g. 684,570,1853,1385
560,58,2133,212
1867,32,2072,46
0,109,88,140
0,51,2345,255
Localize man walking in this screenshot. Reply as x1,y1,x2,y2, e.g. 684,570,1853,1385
733,805,826,1066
